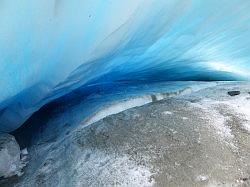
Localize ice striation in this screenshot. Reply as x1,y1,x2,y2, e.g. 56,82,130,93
1,0,250,132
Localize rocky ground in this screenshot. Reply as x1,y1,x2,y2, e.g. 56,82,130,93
1,82,250,186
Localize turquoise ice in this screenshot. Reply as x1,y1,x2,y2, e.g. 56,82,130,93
1,0,250,132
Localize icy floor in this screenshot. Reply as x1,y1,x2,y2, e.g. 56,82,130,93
1,81,250,186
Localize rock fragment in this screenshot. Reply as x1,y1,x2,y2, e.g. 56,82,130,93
228,91,240,96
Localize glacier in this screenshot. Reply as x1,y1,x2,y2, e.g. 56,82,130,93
1,0,250,132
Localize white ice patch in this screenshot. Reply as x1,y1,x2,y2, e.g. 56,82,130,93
213,116,234,140
190,92,250,149
242,123,250,132
196,175,209,182
212,94,250,133
0,134,26,178
191,99,234,143
21,148,28,155
226,96,250,133
163,111,172,115
73,150,155,187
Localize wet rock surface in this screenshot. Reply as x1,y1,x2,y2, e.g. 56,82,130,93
2,82,250,186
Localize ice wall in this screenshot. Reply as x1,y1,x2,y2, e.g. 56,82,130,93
1,0,250,132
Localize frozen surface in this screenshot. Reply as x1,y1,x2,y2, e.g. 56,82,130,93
1,1,250,132
0,134,24,178
3,82,249,186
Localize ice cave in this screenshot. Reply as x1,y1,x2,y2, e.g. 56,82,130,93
0,1,250,186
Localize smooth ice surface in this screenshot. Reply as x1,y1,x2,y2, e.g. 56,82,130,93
1,1,250,132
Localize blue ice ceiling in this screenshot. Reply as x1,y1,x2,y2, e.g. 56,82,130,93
1,0,250,132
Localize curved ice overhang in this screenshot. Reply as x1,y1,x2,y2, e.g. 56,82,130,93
1,0,250,132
